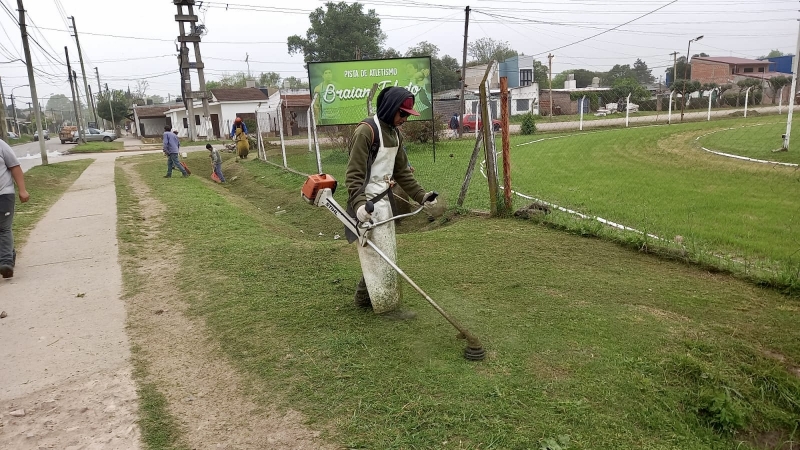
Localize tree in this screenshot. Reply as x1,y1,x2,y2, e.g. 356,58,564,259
147,94,165,105
405,41,460,92
467,37,518,65
97,89,131,126
671,79,701,95
633,59,655,84
45,94,75,122
604,64,636,86
382,47,402,59
283,76,309,89
610,78,650,103
258,72,281,88
135,80,149,101
759,49,785,59
665,56,691,84
767,75,792,103
533,60,548,86
287,2,385,62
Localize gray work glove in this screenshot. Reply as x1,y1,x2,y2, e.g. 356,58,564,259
422,191,438,206
356,204,372,222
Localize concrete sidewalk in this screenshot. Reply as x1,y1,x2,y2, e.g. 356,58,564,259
0,155,140,448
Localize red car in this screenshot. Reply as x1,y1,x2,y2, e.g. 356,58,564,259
461,114,501,132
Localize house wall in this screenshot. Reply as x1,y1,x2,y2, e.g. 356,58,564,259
691,60,731,85
140,117,169,137
465,64,500,90
765,55,794,74
509,84,540,115
539,91,576,115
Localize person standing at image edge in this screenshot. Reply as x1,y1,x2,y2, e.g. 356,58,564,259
346,86,438,320
0,139,30,278
162,125,188,178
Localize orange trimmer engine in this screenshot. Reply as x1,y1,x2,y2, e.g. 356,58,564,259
301,174,337,204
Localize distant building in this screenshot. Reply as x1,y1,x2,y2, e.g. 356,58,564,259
498,55,535,88
690,56,789,85
761,55,794,75
163,87,269,138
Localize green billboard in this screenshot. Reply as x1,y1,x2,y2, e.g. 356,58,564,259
308,57,432,126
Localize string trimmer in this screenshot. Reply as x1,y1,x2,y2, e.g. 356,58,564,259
301,174,485,361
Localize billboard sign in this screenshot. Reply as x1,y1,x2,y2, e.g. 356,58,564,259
308,56,432,126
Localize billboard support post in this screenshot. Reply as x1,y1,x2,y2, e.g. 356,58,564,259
310,93,323,174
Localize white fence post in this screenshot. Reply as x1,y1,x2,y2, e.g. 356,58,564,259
277,100,287,168
310,93,323,174
668,91,674,125
707,89,714,121
256,108,265,161
744,86,752,118
625,93,631,127
307,108,313,153
580,95,586,131
779,85,786,114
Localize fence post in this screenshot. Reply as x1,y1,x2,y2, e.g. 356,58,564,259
668,90,673,125
310,93,323,174
744,86,752,118
457,133,483,208
500,77,512,213
580,95,586,131
707,88,714,121
255,108,266,161
625,93,631,127
306,108,313,154
479,62,499,216
277,99,287,168
779,86,785,114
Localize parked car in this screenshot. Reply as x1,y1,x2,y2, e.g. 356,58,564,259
33,130,50,141
461,114,501,132
6,131,18,139
72,128,117,142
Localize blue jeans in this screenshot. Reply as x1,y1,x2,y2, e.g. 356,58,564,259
0,194,15,267
166,153,188,177
213,163,226,182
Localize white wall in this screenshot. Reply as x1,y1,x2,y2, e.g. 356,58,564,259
140,117,169,137
510,83,540,115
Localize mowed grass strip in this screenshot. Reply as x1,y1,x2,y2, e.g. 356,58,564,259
71,141,124,153
124,153,800,449
12,159,93,246
698,119,800,164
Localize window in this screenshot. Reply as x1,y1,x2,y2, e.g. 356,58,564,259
758,67,765,73
743,67,754,73
516,99,530,111
183,117,188,128
195,115,201,125
519,69,533,87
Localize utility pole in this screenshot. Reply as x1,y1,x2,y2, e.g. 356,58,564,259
69,16,96,129
245,52,250,78
73,70,87,132
783,19,800,151
94,67,106,129
87,84,98,125
459,5,470,138
17,0,48,163
175,0,212,140
547,53,554,118
105,83,115,130
0,77,7,142
65,46,85,143
10,94,19,135
669,51,679,87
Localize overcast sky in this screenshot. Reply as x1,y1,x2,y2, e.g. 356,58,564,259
0,0,796,108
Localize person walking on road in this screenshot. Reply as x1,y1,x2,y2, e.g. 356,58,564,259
0,139,30,278
163,125,189,178
448,112,459,139
345,86,438,320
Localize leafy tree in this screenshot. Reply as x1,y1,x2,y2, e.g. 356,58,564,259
665,56,691,84
97,89,131,126
609,78,650,104
671,79,701,95
767,75,792,103
737,78,763,91
258,72,281,88
405,41,460,92
283,76,309,89
147,95,164,105
633,59,655,84
759,49,785,59
604,64,636,86
287,2,385,62
45,94,76,122
467,37,518,65
382,47,402,59
533,60,548,86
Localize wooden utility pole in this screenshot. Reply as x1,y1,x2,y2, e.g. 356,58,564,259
70,16,96,129
459,5,470,138
547,53,554,118
65,46,85,143
500,77,512,213
17,0,48,162
0,77,7,143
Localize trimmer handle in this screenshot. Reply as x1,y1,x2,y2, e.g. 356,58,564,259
365,201,375,214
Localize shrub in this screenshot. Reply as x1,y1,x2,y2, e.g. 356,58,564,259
520,113,537,135
402,112,446,144
323,125,357,152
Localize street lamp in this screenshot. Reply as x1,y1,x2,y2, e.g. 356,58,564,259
681,35,704,121
9,85,28,135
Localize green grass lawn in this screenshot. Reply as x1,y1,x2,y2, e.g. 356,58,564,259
13,160,93,246
698,119,799,164
119,153,800,449
71,141,124,153
9,134,34,146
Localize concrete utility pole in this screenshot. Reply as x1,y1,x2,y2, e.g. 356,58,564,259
105,84,115,129
547,53,554,117
87,84,98,125
94,67,107,130
459,5,470,138
0,77,7,143
669,51,678,86
70,16,95,129
10,94,19,135
16,0,47,163
65,46,85,143
175,0,212,140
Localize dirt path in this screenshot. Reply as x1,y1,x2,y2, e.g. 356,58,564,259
0,156,140,449
117,159,333,449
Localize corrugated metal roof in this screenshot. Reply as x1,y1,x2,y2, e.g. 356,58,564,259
134,105,171,118
693,56,770,66
211,88,269,102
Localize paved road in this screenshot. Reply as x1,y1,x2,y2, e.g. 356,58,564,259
8,138,75,173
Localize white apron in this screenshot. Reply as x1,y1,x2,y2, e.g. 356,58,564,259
358,115,400,314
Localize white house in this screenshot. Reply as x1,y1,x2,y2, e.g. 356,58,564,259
509,83,540,115
164,88,270,138
132,105,172,137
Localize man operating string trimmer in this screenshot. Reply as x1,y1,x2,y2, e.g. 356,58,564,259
345,87,440,320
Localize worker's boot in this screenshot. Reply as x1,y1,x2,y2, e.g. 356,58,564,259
353,277,372,309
